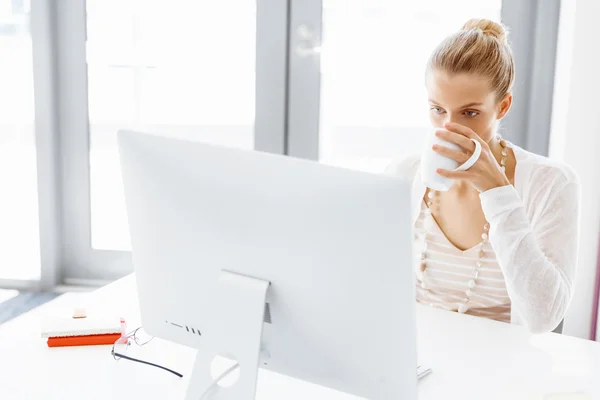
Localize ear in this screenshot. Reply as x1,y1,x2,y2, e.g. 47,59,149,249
497,93,512,119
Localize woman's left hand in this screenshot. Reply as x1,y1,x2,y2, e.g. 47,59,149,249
433,122,510,193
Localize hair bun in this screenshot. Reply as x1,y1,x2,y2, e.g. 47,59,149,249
462,18,508,44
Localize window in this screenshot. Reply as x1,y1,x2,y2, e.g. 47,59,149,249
318,0,502,172
0,0,40,280
86,0,256,251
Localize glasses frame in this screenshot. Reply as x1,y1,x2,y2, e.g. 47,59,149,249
111,326,183,378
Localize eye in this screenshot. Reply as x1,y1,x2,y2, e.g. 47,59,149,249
464,110,479,118
430,106,444,114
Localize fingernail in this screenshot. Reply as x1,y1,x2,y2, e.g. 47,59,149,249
435,131,442,137
432,144,438,150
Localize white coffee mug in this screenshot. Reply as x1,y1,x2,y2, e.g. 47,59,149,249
420,130,482,191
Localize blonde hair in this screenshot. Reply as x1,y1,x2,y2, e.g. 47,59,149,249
427,18,515,101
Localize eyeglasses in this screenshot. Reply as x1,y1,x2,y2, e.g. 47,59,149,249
111,326,183,378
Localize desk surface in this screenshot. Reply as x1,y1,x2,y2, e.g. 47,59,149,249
1,275,599,400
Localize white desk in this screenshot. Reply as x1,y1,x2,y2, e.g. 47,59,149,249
1,275,599,400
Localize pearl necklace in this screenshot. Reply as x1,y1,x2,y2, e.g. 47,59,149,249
418,136,508,314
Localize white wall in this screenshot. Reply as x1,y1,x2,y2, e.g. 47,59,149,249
549,0,600,340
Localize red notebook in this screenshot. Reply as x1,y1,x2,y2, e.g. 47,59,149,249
42,316,123,347
47,333,122,347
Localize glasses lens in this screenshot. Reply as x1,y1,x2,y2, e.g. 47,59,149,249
133,328,154,346
112,337,129,360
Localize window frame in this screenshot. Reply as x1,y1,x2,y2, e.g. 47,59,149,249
54,0,290,284
0,0,61,290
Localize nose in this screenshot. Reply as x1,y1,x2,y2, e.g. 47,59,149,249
444,113,461,126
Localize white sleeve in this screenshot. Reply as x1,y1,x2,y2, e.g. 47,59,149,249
479,181,580,333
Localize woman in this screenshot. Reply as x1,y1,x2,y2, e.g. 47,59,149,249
386,18,580,333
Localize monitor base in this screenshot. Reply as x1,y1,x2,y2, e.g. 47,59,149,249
185,270,270,400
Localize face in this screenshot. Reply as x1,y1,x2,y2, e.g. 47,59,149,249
425,70,512,143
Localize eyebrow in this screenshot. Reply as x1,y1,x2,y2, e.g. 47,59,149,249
428,99,484,108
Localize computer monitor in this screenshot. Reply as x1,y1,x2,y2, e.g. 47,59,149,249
117,130,417,400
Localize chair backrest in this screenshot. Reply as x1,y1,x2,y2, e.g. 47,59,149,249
552,319,564,334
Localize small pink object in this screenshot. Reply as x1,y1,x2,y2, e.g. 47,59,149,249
120,318,127,338
120,317,127,343
114,317,129,345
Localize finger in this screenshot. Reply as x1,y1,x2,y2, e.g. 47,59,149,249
443,122,480,141
435,129,474,152
432,143,470,163
436,168,474,180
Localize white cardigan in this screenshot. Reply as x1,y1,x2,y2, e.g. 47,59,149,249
385,143,581,333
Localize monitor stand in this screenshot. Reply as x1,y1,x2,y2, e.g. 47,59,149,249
185,270,270,400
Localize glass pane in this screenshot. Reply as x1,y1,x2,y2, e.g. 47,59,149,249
87,0,256,250
319,0,502,172
0,1,41,280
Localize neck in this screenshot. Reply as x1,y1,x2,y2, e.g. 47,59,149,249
488,134,504,165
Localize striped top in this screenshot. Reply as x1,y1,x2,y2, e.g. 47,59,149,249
414,201,511,323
